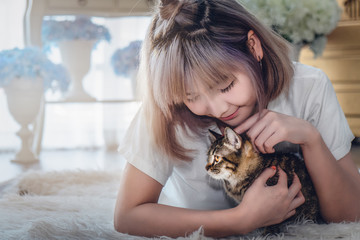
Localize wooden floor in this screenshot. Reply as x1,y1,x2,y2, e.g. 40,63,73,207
0,142,360,184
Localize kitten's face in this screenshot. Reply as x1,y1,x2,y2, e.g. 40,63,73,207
206,128,243,180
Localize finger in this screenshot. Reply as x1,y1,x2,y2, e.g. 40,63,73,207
284,209,296,220
233,113,259,134
276,168,288,188
251,117,287,154
245,112,268,140
245,116,273,153
234,109,269,134
289,191,305,210
263,137,276,154
255,167,277,186
247,122,267,153
252,125,276,154
288,174,302,199
245,111,276,152
261,127,285,154
262,131,284,154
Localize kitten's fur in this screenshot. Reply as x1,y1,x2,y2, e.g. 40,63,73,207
206,127,322,234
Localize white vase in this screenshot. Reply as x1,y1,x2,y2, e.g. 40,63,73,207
5,77,43,164
58,40,96,101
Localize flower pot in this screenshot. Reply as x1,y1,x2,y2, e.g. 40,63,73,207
58,40,96,101
5,77,43,164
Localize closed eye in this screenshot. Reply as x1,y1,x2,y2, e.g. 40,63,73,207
220,80,235,93
186,95,200,103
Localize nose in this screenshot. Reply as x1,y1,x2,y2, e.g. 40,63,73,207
205,162,212,171
205,95,228,119
205,164,209,171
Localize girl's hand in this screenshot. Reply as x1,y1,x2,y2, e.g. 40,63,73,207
234,110,318,154
237,167,305,231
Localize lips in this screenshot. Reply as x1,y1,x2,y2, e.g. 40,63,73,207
220,107,240,121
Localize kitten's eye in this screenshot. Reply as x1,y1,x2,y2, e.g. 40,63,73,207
214,155,221,163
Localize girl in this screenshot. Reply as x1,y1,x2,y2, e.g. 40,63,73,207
114,0,360,238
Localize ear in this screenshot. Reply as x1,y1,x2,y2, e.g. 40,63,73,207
224,127,242,149
243,140,254,157
209,129,222,143
247,30,263,61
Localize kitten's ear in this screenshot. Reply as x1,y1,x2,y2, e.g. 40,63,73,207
209,129,222,143
224,127,242,149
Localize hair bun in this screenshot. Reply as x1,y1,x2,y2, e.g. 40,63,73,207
159,0,184,20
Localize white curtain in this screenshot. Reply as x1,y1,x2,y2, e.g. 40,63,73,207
0,0,26,150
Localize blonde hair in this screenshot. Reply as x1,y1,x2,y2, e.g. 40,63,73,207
139,0,294,161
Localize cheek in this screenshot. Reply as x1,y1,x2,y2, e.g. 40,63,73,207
228,77,257,104
184,102,207,116
227,87,256,106
212,167,231,180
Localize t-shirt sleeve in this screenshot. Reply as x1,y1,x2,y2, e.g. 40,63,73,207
304,69,354,160
118,107,174,185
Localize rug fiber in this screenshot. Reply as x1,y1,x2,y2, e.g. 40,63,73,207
0,170,360,240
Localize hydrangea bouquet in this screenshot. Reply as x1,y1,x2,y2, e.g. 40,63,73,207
0,47,70,92
239,0,342,58
42,16,111,49
111,40,142,77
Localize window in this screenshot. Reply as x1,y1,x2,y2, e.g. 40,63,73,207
0,13,151,151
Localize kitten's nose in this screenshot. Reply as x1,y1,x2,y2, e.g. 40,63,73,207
205,163,211,171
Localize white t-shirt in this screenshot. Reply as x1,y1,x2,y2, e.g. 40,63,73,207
120,63,354,210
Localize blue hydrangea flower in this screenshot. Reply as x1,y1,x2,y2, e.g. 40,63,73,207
111,40,142,77
0,47,70,93
42,16,111,51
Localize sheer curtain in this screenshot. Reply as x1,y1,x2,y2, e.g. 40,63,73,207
0,1,149,152
0,0,26,151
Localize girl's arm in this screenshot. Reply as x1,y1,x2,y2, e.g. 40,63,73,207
114,162,304,238
235,110,360,222
301,132,360,222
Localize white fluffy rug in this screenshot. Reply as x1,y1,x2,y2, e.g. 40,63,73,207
1,170,360,240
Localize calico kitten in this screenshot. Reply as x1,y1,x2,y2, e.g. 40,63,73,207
206,127,322,234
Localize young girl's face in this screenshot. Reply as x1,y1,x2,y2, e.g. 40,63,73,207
184,71,257,127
